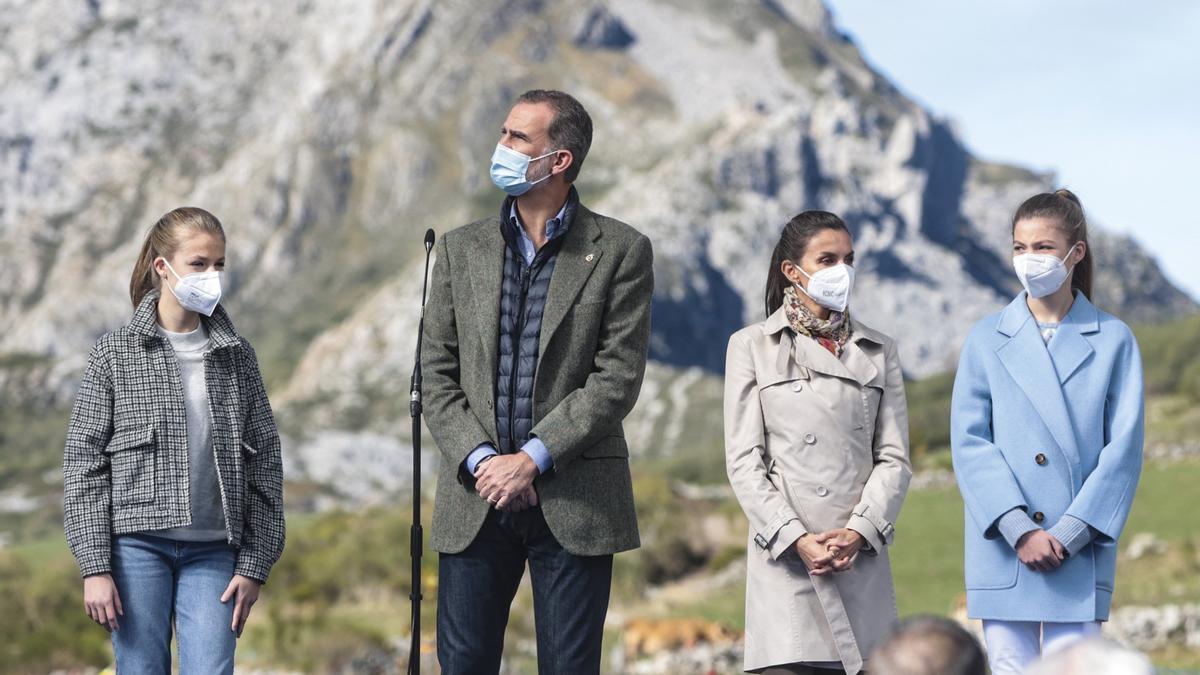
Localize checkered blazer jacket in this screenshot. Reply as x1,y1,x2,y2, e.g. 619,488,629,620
62,289,285,583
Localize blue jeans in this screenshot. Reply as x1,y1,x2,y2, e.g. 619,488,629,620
110,533,237,674
437,506,614,675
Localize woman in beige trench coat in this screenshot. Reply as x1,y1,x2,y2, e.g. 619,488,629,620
724,211,912,674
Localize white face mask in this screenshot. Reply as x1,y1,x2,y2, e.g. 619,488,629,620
793,261,855,313
162,259,223,316
1013,243,1079,299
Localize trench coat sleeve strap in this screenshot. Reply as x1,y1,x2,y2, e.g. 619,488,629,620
950,332,1030,539
846,339,912,554
1062,327,1144,544
724,332,806,560
769,519,808,559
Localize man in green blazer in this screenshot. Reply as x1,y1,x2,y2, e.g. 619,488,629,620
421,89,653,674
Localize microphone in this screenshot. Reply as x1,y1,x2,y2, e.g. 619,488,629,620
412,230,436,411
408,228,435,675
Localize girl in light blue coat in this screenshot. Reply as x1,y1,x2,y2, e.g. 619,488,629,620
951,189,1144,675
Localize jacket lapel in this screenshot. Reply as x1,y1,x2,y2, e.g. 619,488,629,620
468,217,506,379
994,293,1082,477
1047,293,1099,384
537,206,603,356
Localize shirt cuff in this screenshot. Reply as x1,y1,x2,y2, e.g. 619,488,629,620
521,437,554,474
997,507,1040,549
768,519,808,560
464,443,498,474
1048,515,1095,558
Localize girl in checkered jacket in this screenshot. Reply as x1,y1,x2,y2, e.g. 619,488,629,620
62,207,285,674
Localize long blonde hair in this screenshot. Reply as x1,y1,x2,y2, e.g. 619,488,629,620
130,207,226,308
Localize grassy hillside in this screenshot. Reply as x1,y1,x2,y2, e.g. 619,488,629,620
0,315,1196,672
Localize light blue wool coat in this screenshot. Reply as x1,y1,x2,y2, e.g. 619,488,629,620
951,291,1144,621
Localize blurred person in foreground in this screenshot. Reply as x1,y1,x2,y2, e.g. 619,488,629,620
1024,636,1154,675
868,615,986,675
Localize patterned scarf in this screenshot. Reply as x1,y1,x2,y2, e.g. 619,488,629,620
783,285,853,356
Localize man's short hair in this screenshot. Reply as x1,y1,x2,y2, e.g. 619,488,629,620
517,89,592,183
869,615,986,675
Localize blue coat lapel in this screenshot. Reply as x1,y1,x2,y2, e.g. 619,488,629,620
1047,293,1099,384
994,293,1082,481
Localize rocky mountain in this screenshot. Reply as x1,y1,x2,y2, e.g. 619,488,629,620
2,0,1195,492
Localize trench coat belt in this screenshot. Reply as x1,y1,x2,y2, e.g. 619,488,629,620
789,501,864,674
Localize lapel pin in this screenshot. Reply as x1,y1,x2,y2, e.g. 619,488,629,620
585,253,595,262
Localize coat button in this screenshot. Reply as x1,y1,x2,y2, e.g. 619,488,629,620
1032,511,1045,523
803,433,816,445
1035,453,1047,465
792,381,804,392
816,486,829,497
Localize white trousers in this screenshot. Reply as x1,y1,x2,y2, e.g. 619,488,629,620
982,619,1101,674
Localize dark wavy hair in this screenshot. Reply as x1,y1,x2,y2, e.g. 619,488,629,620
764,211,851,317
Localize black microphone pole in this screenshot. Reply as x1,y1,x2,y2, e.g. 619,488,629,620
408,228,435,675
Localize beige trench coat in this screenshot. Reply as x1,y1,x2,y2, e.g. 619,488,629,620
724,307,912,674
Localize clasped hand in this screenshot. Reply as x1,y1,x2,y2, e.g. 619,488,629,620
473,453,539,512
794,528,866,575
1016,530,1066,572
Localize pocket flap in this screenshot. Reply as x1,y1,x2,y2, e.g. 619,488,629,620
581,435,629,459
104,425,155,454
241,440,259,455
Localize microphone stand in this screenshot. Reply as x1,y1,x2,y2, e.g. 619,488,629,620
408,228,435,675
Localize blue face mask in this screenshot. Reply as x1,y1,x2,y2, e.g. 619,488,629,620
489,143,557,196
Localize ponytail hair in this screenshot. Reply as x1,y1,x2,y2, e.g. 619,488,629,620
130,207,226,308
764,211,852,317
1011,188,1093,299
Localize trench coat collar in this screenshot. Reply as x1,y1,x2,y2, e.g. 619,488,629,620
129,288,244,351
764,305,883,387
994,291,1095,480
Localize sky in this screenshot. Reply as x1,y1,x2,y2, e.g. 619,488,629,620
824,0,1200,302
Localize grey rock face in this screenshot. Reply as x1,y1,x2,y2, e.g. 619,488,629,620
1,0,1194,484
573,5,637,50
